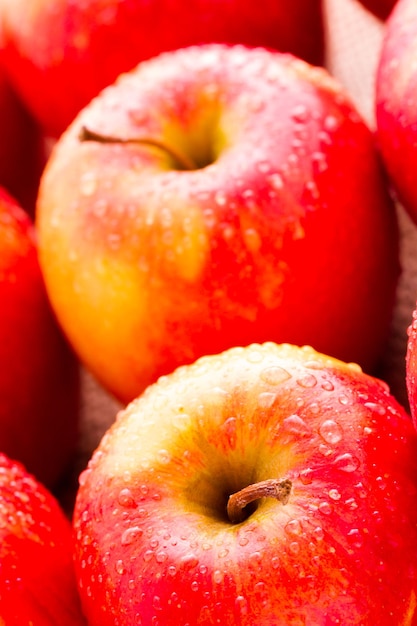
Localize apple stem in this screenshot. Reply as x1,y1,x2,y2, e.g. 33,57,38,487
79,125,198,171
227,478,292,524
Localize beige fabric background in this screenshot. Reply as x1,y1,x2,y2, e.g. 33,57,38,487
70,0,417,492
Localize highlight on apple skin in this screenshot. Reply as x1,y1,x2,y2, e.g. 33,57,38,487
36,43,400,404
0,0,325,138
73,342,417,626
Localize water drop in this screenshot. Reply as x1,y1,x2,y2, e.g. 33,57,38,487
333,453,360,473
118,488,136,508
235,595,248,615
115,559,125,575
296,374,317,388
260,365,291,386
319,420,343,445
328,489,341,501
282,414,312,438
121,526,143,546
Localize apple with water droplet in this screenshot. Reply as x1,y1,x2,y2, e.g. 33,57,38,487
376,0,417,223
406,305,417,423
0,452,86,624
0,187,80,488
0,0,324,138
73,342,417,625
36,44,400,404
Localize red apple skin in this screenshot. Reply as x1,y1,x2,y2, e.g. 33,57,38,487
0,0,324,138
73,342,417,625
355,0,397,20
0,453,86,625
0,187,80,488
376,0,417,224
36,44,400,405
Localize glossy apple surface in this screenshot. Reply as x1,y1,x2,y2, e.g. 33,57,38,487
37,44,400,404
0,0,324,138
0,187,80,488
0,453,86,624
73,342,417,625
376,0,417,223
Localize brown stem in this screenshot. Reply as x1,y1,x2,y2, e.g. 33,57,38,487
79,125,197,171
227,478,292,524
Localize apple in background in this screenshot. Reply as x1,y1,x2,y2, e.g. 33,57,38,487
36,44,400,405
355,0,397,20
376,0,417,224
0,0,325,138
73,342,417,625
0,54,45,215
0,187,80,489
0,453,86,625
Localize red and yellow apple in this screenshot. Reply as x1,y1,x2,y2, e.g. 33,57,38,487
376,0,417,223
0,0,325,138
73,342,417,625
37,44,400,404
0,453,86,624
0,187,80,488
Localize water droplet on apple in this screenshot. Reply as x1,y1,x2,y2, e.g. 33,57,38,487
347,528,364,549
80,171,98,196
115,559,125,575
260,365,291,386
328,488,341,501
282,414,312,438
243,227,261,253
121,526,143,546
296,374,317,388
157,449,171,464
285,518,302,536
235,594,248,615
364,401,387,416
268,172,284,190
191,580,199,592
321,380,335,391
333,453,360,473
319,419,343,445
289,541,300,554
118,488,136,508
213,569,223,585
258,391,277,409
291,104,309,123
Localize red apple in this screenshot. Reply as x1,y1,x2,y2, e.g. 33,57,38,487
354,0,397,20
73,342,417,625
36,44,400,404
0,186,80,488
0,50,45,215
376,0,417,223
0,0,325,138
0,452,86,624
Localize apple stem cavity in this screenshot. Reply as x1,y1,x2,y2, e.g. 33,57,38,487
79,125,197,171
227,478,292,524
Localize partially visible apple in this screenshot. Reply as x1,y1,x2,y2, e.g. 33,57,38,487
0,0,325,138
0,187,80,488
376,0,417,223
37,44,400,404
354,0,397,20
73,342,417,625
0,453,86,624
